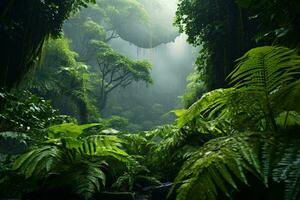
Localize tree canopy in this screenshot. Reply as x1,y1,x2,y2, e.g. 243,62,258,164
64,0,179,49
90,40,152,110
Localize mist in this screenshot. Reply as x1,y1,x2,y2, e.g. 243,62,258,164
61,0,198,129
108,34,197,110
102,0,198,127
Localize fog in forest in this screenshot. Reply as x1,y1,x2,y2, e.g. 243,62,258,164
2,0,299,199
107,35,196,114
99,0,198,128
63,0,198,129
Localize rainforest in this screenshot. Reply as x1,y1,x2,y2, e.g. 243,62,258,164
0,0,299,200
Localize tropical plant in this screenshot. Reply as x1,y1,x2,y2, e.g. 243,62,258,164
13,123,130,200
228,46,300,129
29,38,97,123
174,131,300,200
177,46,300,133
172,46,300,200
0,89,70,141
113,158,161,191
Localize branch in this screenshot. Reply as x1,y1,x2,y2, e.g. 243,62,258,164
106,73,132,93
121,80,133,87
105,30,119,42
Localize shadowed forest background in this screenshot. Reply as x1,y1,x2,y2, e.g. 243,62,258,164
0,0,299,200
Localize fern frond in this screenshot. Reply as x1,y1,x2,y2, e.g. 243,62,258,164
83,135,128,160
270,135,300,200
176,89,232,128
13,144,108,199
53,160,107,200
48,123,101,139
13,145,61,178
228,46,300,94
271,79,300,114
13,124,131,199
227,46,300,130
174,131,300,200
174,132,265,200
176,88,265,134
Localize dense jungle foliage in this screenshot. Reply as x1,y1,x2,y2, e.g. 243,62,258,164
0,0,299,200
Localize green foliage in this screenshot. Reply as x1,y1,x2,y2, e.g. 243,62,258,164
106,116,130,131
64,0,179,49
0,152,36,198
48,123,101,138
96,0,178,48
176,0,300,90
0,132,30,155
113,158,161,191
228,46,300,130
90,40,153,83
0,0,96,88
0,89,69,141
175,0,250,89
87,40,153,110
0,89,69,196
181,71,207,108
236,0,300,49
172,46,300,200
228,46,300,93
177,47,300,133
174,132,300,200
120,125,203,181
13,122,129,199
29,37,98,122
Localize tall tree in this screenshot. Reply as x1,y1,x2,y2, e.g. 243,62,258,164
175,0,256,90
176,0,300,92
89,41,152,110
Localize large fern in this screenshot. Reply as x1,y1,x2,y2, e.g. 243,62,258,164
13,123,130,199
176,88,265,134
228,47,300,92
174,132,300,200
177,46,300,133
173,46,300,200
228,46,300,130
